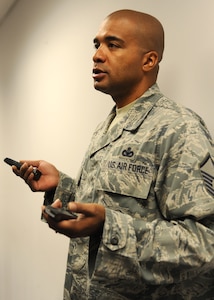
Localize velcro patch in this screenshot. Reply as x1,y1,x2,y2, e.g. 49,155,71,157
200,156,214,196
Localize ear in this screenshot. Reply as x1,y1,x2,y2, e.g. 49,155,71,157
142,51,159,72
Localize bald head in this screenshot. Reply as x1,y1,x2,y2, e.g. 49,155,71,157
93,9,165,105
106,9,164,62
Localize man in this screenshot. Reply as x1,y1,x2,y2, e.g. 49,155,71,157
12,9,214,300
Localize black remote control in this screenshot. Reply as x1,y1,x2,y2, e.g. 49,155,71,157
4,157,42,181
44,206,77,222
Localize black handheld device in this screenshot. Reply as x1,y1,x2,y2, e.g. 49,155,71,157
44,206,77,222
4,157,42,181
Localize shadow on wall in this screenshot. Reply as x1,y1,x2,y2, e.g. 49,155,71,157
0,0,63,90
0,0,19,24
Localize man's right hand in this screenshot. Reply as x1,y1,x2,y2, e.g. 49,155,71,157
12,160,59,192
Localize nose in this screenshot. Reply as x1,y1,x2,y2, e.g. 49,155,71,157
93,45,106,63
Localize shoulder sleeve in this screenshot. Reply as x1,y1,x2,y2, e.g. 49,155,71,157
156,114,214,220
94,115,214,286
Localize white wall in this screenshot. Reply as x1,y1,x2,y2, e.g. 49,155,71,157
0,1,213,299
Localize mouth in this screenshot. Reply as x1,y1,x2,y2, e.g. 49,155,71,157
92,68,107,80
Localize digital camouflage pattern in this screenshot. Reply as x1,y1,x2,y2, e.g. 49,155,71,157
45,84,214,299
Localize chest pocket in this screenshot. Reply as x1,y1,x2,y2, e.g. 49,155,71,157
95,143,156,199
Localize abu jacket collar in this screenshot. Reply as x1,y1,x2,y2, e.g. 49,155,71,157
89,84,163,158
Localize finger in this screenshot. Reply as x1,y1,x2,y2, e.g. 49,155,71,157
41,205,46,213
12,165,21,176
67,202,91,215
52,199,62,208
20,160,40,168
41,206,58,228
41,205,49,222
68,202,105,220
24,168,36,186
41,200,62,219
12,163,35,187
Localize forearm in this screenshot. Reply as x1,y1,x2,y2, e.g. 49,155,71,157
133,217,214,284
95,209,214,285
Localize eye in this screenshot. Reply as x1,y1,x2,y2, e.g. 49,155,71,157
108,42,119,49
94,42,99,49
93,38,100,49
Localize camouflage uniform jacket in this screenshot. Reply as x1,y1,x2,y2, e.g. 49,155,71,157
44,84,214,299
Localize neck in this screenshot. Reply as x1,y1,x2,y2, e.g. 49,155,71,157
112,81,155,108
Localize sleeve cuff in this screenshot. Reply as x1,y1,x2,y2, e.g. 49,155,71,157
54,172,76,207
43,171,76,207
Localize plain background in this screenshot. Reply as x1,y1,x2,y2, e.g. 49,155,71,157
0,1,213,299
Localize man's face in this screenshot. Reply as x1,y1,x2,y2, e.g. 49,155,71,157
92,17,145,103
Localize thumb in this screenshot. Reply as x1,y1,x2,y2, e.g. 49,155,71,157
52,199,62,208
68,202,81,213
67,202,94,216
68,202,105,220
